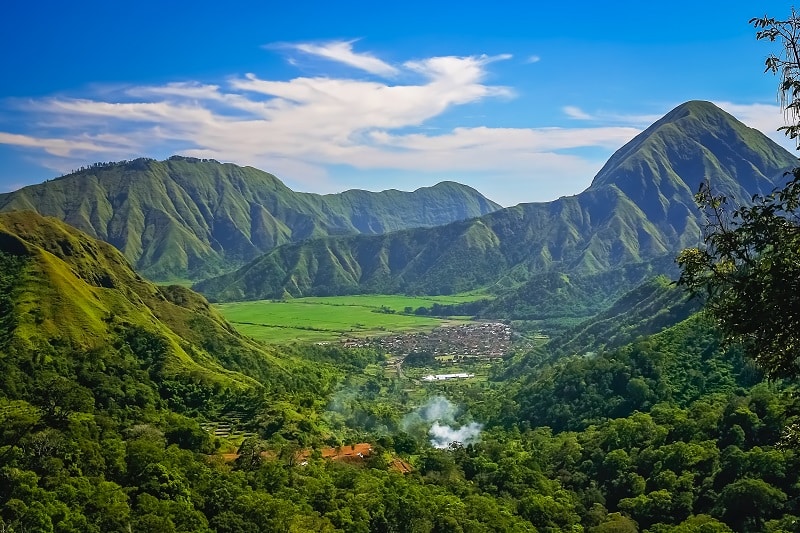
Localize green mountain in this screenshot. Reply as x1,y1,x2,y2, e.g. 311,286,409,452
196,100,798,307
0,156,500,281
0,210,347,413
509,311,762,432
543,275,701,357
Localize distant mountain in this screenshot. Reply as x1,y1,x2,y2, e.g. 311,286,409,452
0,157,500,280
195,101,798,307
0,210,333,408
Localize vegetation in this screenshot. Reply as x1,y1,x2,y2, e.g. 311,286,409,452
3,236,798,532
677,176,800,379
677,13,800,380
4,15,800,532
545,275,701,357
215,294,487,344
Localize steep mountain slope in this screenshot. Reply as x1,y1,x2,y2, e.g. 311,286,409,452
544,275,701,356
509,312,761,433
0,156,500,280
196,101,798,306
0,210,334,411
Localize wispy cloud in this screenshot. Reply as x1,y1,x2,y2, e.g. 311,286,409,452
563,105,663,127
0,44,646,204
526,55,541,64
0,132,124,157
563,105,594,120
280,40,399,77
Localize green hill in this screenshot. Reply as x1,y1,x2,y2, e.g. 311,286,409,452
196,101,798,311
509,311,762,431
543,275,701,357
0,210,347,414
0,157,500,281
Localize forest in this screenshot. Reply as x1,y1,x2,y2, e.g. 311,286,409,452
1,285,798,532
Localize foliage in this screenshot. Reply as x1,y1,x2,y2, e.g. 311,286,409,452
510,313,761,432
677,174,800,378
752,9,800,146
3,213,800,532
676,13,800,380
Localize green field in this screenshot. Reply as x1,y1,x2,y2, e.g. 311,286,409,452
215,293,488,343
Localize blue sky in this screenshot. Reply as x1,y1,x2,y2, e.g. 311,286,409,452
0,1,796,206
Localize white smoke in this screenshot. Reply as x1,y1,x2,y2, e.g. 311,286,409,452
401,395,483,449
429,421,484,449
422,396,456,423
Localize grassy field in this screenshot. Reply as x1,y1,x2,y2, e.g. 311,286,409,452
215,293,488,344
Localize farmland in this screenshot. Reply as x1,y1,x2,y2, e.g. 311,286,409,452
214,293,490,343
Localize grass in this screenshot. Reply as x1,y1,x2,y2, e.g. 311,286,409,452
296,293,489,310
215,293,487,344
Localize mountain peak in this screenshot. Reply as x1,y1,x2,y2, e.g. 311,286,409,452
662,99,727,119
586,100,797,212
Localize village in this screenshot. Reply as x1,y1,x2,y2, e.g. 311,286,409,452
342,321,512,360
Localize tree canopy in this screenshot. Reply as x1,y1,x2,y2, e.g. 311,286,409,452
677,13,800,379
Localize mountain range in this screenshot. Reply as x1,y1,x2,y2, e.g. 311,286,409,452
0,100,794,326
0,157,500,281
194,101,798,310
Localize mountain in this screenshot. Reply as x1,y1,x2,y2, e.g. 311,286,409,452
0,210,343,412
0,156,501,281
195,101,798,307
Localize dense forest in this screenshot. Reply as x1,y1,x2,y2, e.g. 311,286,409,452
1,272,798,532
1,217,797,531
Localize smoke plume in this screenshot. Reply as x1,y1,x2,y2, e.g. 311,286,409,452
429,421,483,448
402,395,483,449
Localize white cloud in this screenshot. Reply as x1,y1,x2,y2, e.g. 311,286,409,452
563,106,594,120
282,40,399,77
0,132,123,157
526,55,541,63
0,44,647,204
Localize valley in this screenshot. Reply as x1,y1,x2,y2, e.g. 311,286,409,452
2,94,800,532
213,293,490,343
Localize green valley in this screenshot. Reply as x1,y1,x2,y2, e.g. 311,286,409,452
194,101,798,321
214,294,489,343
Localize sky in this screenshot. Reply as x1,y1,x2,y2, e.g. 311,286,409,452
0,1,797,206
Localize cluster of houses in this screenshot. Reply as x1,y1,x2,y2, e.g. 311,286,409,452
344,322,512,360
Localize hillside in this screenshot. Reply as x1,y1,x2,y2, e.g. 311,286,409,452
195,100,798,309
542,275,701,357
0,157,500,280
0,211,346,414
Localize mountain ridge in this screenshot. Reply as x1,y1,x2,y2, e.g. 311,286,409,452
0,156,501,280
0,209,339,407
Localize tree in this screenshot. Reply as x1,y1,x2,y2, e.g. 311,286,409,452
752,10,800,146
677,165,800,380
677,11,800,379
